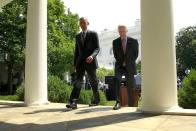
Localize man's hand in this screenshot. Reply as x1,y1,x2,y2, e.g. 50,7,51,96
86,56,93,63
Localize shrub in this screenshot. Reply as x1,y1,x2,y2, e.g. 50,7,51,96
15,75,73,103
97,68,114,82
15,83,25,101
78,90,107,105
99,90,107,105
14,75,108,105
78,89,93,104
48,75,72,103
178,69,196,109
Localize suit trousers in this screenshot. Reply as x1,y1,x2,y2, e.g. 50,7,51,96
115,67,136,106
70,63,100,103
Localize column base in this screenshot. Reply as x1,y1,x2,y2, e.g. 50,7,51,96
25,100,49,106
138,106,196,116
140,105,180,113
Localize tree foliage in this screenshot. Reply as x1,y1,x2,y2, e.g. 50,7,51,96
97,68,114,82
0,0,79,94
47,0,79,78
0,0,27,93
176,26,196,79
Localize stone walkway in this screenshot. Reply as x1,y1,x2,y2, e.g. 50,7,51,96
0,101,196,131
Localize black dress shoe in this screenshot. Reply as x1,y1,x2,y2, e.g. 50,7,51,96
66,101,77,109
113,101,121,110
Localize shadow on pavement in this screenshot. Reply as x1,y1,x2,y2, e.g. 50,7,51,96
0,112,158,131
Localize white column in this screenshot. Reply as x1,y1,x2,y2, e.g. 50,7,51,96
140,0,179,112
25,0,48,105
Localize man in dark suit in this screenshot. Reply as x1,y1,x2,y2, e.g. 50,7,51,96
66,17,100,109
112,25,139,110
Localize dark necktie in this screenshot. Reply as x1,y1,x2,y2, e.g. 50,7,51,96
81,32,85,44
121,38,126,53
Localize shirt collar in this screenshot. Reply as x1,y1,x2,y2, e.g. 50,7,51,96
121,36,127,41
82,29,88,34
121,36,127,44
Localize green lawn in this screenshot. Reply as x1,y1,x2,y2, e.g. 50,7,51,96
0,95,116,106
103,100,116,106
103,99,142,107
0,96,141,107
0,95,19,101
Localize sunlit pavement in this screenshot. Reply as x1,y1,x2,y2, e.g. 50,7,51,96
0,101,196,131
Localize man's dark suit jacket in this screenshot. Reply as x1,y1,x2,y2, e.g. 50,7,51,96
74,30,100,70
113,37,138,74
